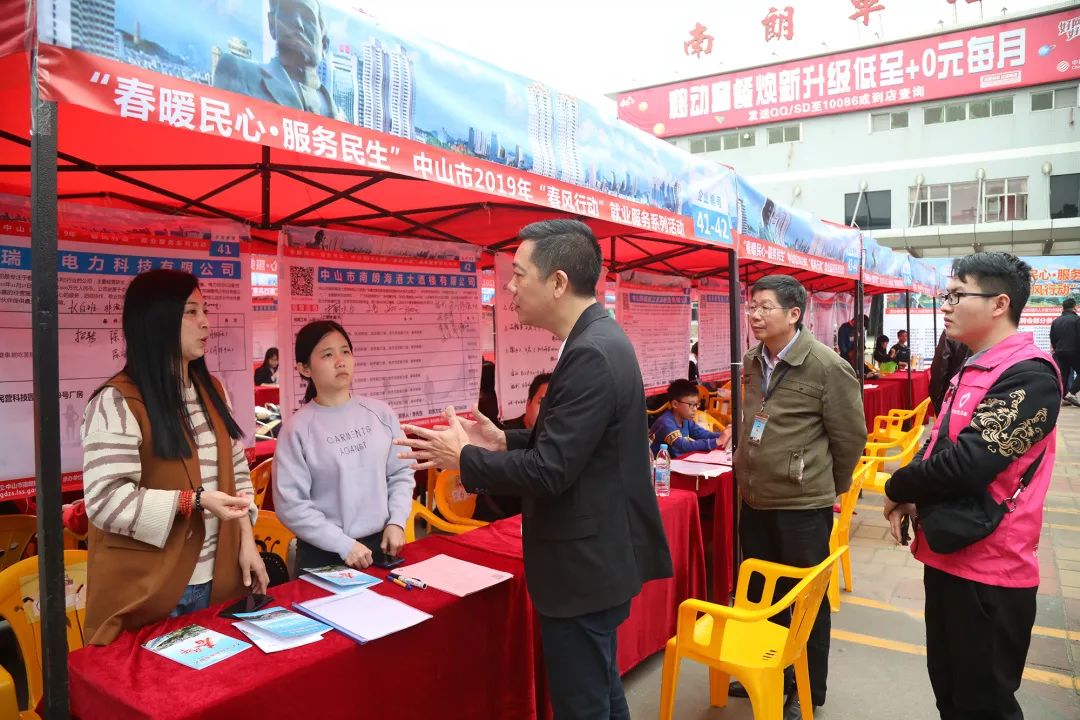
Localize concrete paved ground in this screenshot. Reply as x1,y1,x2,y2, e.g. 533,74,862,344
625,402,1080,719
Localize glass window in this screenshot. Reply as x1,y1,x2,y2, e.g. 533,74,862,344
784,124,801,142
924,106,943,124
984,180,1005,195
689,138,706,153
930,184,949,200
950,182,979,224
871,112,891,132
768,127,784,144
945,103,966,122
1050,173,1080,219
740,131,756,148
968,100,990,119
1031,91,1053,111
845,190,891,230
1007,178,1027,194
1056,87,1078,108
722,133,739,150
990,97,1013,116
705,134,723,152
891,111,909,129
931,201,948,225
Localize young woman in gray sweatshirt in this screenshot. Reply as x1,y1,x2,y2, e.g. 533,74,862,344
272,320,415,572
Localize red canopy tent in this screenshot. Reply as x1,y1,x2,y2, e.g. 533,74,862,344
0,4,909,710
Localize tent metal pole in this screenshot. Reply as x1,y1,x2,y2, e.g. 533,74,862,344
260,146,271,230
30,76,70,719
727,248,742,605
932,295,939,345
905,290,913,408
856,280,865,387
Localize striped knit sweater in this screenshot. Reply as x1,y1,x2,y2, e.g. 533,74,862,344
81,384,255,586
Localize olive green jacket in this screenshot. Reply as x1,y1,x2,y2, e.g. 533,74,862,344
734,330,867,509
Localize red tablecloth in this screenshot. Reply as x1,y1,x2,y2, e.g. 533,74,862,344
244,439,276,468
872,369,930,411
67,535,543,720
254,385,280,407
712,471,736,601
66,491,705,719
862,383,903,433
441,489,706,677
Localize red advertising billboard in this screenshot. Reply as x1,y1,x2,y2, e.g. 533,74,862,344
617,8,1080,138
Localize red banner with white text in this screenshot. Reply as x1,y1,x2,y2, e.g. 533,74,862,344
618,8,1080,137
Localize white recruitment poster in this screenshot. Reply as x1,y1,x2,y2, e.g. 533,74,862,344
617,270,691,394
696,277,732,382
493,252,562,421
277,227,482,424
883,300,942,366
0,195,254,500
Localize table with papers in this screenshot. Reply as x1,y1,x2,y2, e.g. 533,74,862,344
65,535,544,720
440,489,707,677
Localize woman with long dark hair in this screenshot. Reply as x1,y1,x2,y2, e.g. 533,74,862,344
81,270,268,645
273,320,415,571
254,347,279,386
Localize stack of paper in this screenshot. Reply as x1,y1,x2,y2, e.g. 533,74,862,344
294,590,432,644
670,459,727,478
396,554,513,597
681,449,733,466
143,625,251,669
299,564,382,594
231,606,332,653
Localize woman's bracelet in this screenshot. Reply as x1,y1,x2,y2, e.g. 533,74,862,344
178,490,193,518
194,486,205,515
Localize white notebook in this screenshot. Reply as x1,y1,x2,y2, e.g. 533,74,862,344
395,554,513,597
294,590,431,645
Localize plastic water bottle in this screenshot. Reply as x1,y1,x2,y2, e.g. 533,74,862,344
654,444,671,497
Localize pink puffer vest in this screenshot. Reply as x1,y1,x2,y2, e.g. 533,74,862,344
913,332,1060,588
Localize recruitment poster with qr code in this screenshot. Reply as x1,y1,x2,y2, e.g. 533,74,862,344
616,270,691,395
0,195,254,500
277,227,482,425
696,277,733,382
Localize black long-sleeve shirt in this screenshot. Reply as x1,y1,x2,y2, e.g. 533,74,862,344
885,359,1059,505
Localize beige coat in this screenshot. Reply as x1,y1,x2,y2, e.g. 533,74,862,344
733,330,867,509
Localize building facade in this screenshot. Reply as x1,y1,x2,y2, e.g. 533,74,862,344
618,7,1080,258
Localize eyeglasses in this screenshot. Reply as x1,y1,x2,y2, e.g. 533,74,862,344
937,291,1000,306
674,399,700,409
746,304,788,316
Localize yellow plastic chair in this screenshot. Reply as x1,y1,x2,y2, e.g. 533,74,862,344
706,381,732,426
868,397,931,444
659,547,845,720
0,666,21,719
828,459,875,612
433,470,488,528
0,516,37,572
404,501,478,543
249,458,272,510
646,400,671,419
252,510,294,565
0,550,88,719
695,411,727,434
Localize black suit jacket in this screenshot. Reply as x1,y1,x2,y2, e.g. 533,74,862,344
460,303,672,618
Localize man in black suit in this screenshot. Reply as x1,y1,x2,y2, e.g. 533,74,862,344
396,219,672,719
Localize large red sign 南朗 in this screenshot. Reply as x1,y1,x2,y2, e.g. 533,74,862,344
617,8,1080,138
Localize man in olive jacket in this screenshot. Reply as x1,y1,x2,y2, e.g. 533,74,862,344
733,274,867,719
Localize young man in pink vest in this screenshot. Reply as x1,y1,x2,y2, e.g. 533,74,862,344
884,252,1061,720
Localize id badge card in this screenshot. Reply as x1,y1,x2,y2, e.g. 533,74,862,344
749,412,768,446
